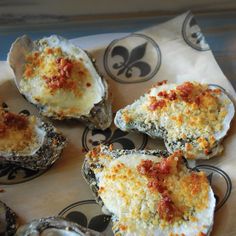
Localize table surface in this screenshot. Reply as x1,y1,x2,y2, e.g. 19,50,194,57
0,11,236,90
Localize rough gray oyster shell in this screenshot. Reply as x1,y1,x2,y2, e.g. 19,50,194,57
15,216,102,236
114,82,235,159
0,108,66,170
82,145,215,236
7,35,112,130
0,201,17,236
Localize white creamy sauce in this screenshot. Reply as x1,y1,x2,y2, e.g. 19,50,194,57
20,35,105,117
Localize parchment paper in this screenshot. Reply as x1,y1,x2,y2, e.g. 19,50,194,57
0,11,235,236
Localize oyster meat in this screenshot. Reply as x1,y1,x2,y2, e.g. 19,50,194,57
82,145,215,236
115,81,235,159
8,35,112,130
15,216,102,236
0,108,66,170
0,201,17,236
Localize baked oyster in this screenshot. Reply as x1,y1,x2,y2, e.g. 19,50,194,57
15,216,101,236
0,108,66,170
115,81,235,159
0,201,17,235
82,145,215,236
8,35,112,130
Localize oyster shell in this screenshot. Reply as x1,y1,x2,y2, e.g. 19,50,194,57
7,35,112,130
0,108,66,170
114,81,235,159
0,201,17,236
82,145,215,236
15,216,102,236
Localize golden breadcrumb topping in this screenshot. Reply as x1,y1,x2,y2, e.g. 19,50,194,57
89,148,210,235
23,47,90,97
0,109,39,154
20,43,103,118
121,81,228,158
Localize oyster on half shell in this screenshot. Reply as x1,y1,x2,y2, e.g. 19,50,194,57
82,145,215,236
8,35,112,130
115,81,235,159
0,108,66,170
15,217,102,236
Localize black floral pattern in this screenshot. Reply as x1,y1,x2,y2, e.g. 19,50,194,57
182,12,210,51
112,42,151,78
82,126,148,152
66,211,111,232
0,163,46,184
104,34,161,83
59,200,112,233
0,164,38,180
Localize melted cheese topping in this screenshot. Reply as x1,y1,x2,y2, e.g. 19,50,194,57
121,82,230,158
0,109,44,156
88,149,215,236
23,48,88,96
20,37,104,118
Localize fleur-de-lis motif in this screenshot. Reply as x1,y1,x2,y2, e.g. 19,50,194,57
189,17,207,45
59,200,112,233
191,31,204,45
90,128,136,150
65,211,111,232
82,126,148,152
111,42,151,78
182,12,209,51
1,102,31,116
0,164,39,181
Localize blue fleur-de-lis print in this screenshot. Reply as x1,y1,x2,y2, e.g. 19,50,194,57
111,43,151,78
104,34,161,83
82,126,148,152
182,12,210,51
